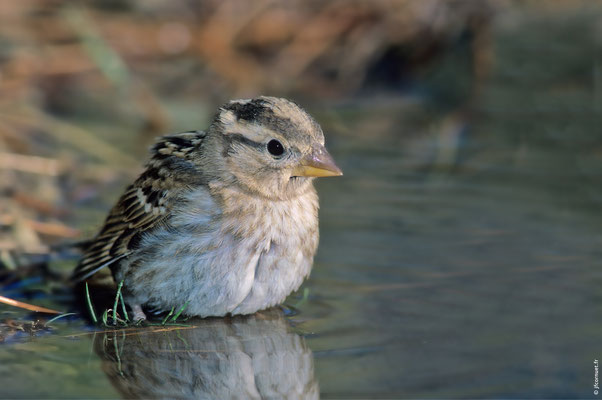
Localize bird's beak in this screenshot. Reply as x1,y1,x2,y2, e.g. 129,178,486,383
291,144,343,178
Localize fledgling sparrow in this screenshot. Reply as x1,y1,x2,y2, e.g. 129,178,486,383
72,96,342,319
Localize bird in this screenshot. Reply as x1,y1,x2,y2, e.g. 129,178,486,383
72,96,342,320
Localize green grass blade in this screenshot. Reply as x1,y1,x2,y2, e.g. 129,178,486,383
293,287,310,308
85,282,98,324
161,307,175,326
45,312,77,327
102,309,108,326
113,280,124,325
119,292,129,322
171,302,189,322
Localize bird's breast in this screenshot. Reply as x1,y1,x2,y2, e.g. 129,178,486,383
216,185,319,249
134,184,321,316
216,186,320,314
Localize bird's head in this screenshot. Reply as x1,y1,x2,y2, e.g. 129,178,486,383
206,96,342,200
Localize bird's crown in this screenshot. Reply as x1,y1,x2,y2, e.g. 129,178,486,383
216,96,324,147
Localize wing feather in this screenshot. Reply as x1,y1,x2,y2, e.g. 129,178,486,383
72,130,206,282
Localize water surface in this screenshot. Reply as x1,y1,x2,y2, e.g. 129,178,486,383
1,5,601,399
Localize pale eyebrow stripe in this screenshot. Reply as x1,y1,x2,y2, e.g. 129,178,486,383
227,133,264,150
224,117,285,143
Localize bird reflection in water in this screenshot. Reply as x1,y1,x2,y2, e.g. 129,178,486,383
94,309,318,399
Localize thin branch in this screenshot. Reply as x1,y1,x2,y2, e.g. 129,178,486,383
0,295,62,314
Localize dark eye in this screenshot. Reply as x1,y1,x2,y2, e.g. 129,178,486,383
267,139,284,157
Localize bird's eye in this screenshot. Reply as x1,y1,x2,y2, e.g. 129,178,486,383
267,139,284,157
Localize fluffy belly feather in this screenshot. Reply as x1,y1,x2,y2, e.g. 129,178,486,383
119,186,319,317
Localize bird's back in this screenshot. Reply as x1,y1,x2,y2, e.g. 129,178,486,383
72,131,207,283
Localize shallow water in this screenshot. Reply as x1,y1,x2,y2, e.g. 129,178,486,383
2,5,602,399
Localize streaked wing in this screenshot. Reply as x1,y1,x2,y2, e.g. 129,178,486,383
72,131,206,282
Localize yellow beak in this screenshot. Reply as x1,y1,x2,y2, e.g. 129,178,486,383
291,144,343,178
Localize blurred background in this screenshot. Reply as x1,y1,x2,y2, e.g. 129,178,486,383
0,0,601,398
0,0,501,250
